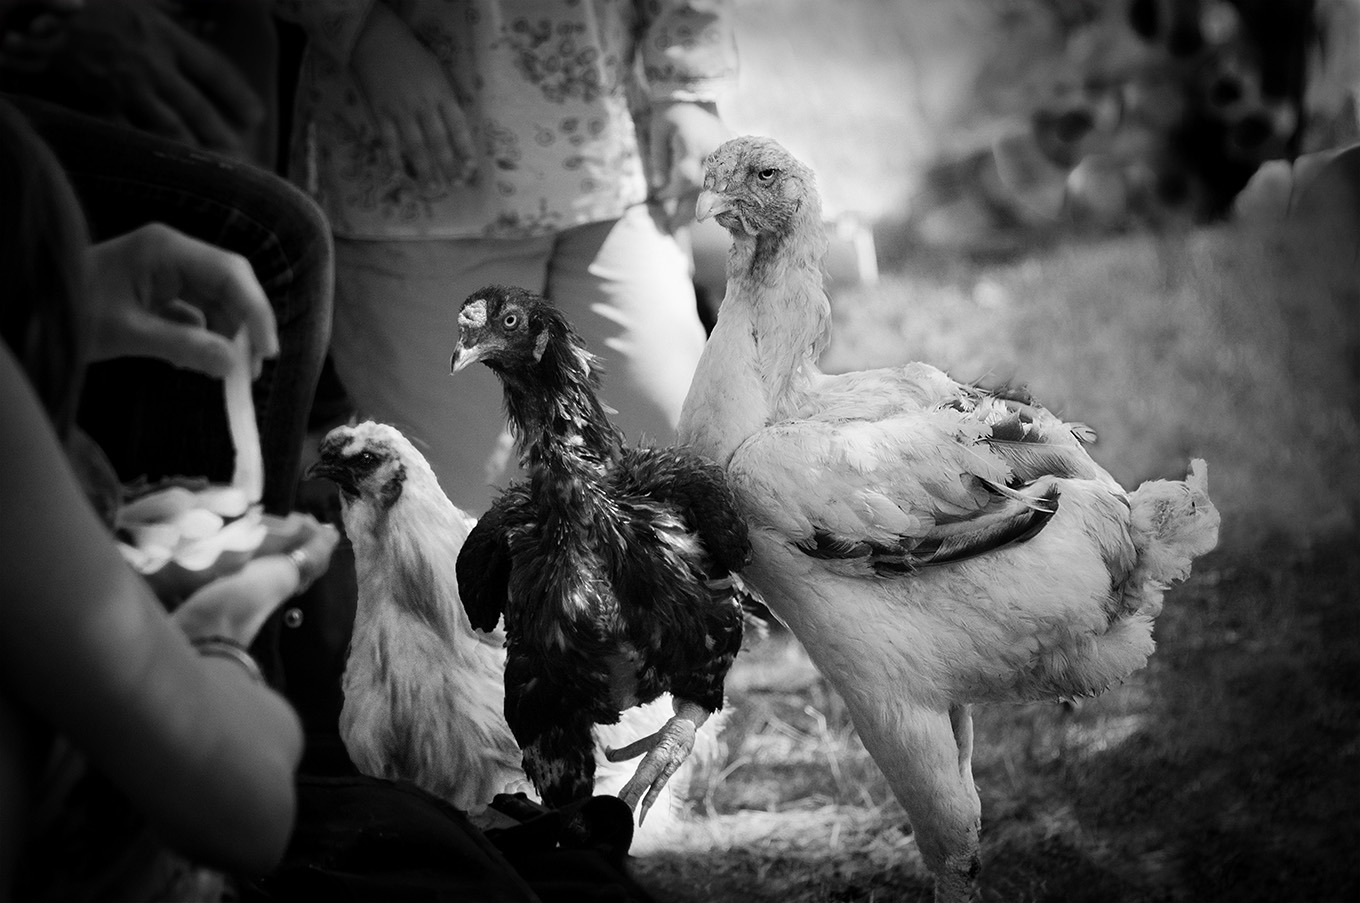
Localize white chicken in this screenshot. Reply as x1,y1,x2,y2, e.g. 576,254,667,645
679,136,1221,902
308,420,712,847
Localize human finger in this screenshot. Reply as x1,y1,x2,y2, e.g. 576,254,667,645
215,556,302,637
121,79,200,147
647,121,670,193
153,50,248,154
18,9,62,37
280,517,340,596
160,297,208,329
377,115,405,177
0,29,65,71
174,554,299,646
650,191,695,234
145,227,278,368
396,108,436,184
656,150,704,201
121,311,238,378
170,18,264,132
417,106,458,183
438,100,478,183
0,3,73,40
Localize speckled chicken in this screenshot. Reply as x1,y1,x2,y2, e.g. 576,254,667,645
451,285,748,825
681,136,1221,902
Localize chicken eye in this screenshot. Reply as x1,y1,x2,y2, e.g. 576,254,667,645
503,312,520,329
756,167,778,182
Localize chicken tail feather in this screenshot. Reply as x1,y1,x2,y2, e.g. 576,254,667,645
1123,458,1221,617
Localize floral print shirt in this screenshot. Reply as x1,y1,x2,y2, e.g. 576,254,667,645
276,0,736,239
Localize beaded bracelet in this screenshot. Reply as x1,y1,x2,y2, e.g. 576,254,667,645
190,635,265,684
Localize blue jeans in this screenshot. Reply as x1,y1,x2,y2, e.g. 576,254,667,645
11,97,334,515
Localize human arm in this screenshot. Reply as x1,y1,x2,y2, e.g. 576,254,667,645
84,223,279,381
638,0,737,229
0,0,264,157
0,343,303,874
647,100,730,227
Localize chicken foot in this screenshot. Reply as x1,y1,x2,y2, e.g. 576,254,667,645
605,698,709,823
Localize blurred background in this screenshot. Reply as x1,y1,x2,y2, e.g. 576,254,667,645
719,0,1356,235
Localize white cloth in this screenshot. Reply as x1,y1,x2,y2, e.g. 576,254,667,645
279,0,736,239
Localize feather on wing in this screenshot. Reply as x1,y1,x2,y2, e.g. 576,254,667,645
806,368,1109,486
612,445,752,575
457,483,534,633
729,410,1062,577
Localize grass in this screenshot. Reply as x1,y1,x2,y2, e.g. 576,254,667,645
626,215,1360,901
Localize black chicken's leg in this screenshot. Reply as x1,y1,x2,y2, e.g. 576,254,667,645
503,652,601,810
607,595,744,821
520,716,598,810
606,698,708,821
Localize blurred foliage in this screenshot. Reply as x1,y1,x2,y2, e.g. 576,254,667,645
901,0,1353,253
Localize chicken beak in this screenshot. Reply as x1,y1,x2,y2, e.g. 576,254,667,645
305,455,357,496
450,340,487,373
694,189,731,222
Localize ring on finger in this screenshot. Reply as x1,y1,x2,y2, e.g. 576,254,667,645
288,546,320,595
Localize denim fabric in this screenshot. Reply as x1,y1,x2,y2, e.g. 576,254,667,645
11,97,334,514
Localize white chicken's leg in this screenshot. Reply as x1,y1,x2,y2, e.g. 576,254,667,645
950,704,981,824
853,700,983,903
605,698,709,823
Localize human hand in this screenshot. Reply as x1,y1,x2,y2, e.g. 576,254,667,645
85,223,279,380
0,0,83,72
648,101,730,232
171,513,340,646
351,2,476,189
3,0,263,156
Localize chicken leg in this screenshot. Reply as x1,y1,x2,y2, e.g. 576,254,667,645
855,699,983,903
605,698,710,822
503,652,606,810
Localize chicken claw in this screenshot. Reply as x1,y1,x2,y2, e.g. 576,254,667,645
605,701,709,824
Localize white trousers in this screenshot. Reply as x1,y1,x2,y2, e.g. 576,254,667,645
330,204,708,513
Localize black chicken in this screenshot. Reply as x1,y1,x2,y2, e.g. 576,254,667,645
450,285,749,825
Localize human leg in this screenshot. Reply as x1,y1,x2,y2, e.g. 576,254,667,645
10,98,334,515
329,236,551,514
546,204,707,447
